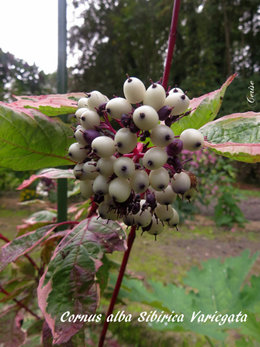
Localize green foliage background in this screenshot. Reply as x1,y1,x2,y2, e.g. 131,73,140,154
69,0,259,116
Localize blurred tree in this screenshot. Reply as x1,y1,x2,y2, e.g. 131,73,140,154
69,0,169,97
0,49,52,101
69,0,259,113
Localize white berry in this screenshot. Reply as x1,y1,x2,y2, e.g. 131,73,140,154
133,105,159,130
123,77,146,104
180,128,204,151
91,136,116,158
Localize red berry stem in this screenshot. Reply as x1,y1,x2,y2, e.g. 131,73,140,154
0,233,40,273
0,284,41,320
98,225,136,347
162,0,182,90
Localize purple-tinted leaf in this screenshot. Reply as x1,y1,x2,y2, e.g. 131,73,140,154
171,74,236,135
37,217,126,344
0,224,57,271
200,111,260,163
0,307,26,347
17,210,57,235
17,169,74,190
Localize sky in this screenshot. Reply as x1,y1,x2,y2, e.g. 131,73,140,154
0,0,80,74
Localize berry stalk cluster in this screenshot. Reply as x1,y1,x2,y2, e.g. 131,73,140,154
68,76,204,238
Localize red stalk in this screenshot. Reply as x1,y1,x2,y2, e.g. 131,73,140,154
98,2,181,345
0,285,41,320
0,233,40,272
162,0,181,90
98,226,136,347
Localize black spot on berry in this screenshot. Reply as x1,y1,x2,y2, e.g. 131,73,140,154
165,134,171,141
181,94,186,100
147,160,153,167
158,184,165,190
195,142,201,147
117,142,122,148
81,116,86,121
140,113,145,119
121,166,127,172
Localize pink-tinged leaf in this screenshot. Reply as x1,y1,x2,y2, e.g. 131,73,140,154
43,230,69,243
0,101,41,118
42,320,75,347
37,217,126,344
200,112,260,163
171,74,236,135
17,168,75,190
87,217,127,253
189,74,236,110
0,104,74,171
16,210,57,235
0,224,57,271
11,93,86,117
0,307,26,347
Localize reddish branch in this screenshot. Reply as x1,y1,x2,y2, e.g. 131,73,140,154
98,226,136,347
162,0,181,90
0,285,41,320
0,221,78,274
0,233,40,272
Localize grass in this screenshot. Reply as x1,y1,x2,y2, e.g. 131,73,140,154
235,187,260,199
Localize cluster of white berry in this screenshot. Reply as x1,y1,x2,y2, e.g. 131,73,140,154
68,76,204,238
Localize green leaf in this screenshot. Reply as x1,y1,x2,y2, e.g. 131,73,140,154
117,250,259,341
200,112,260,163
171,74,236,135
0,104,75,170
240,313,260,342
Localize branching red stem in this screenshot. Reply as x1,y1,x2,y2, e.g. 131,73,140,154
162,0,181,89
0,233,40,272
0,285,41,320
98,226,136,347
